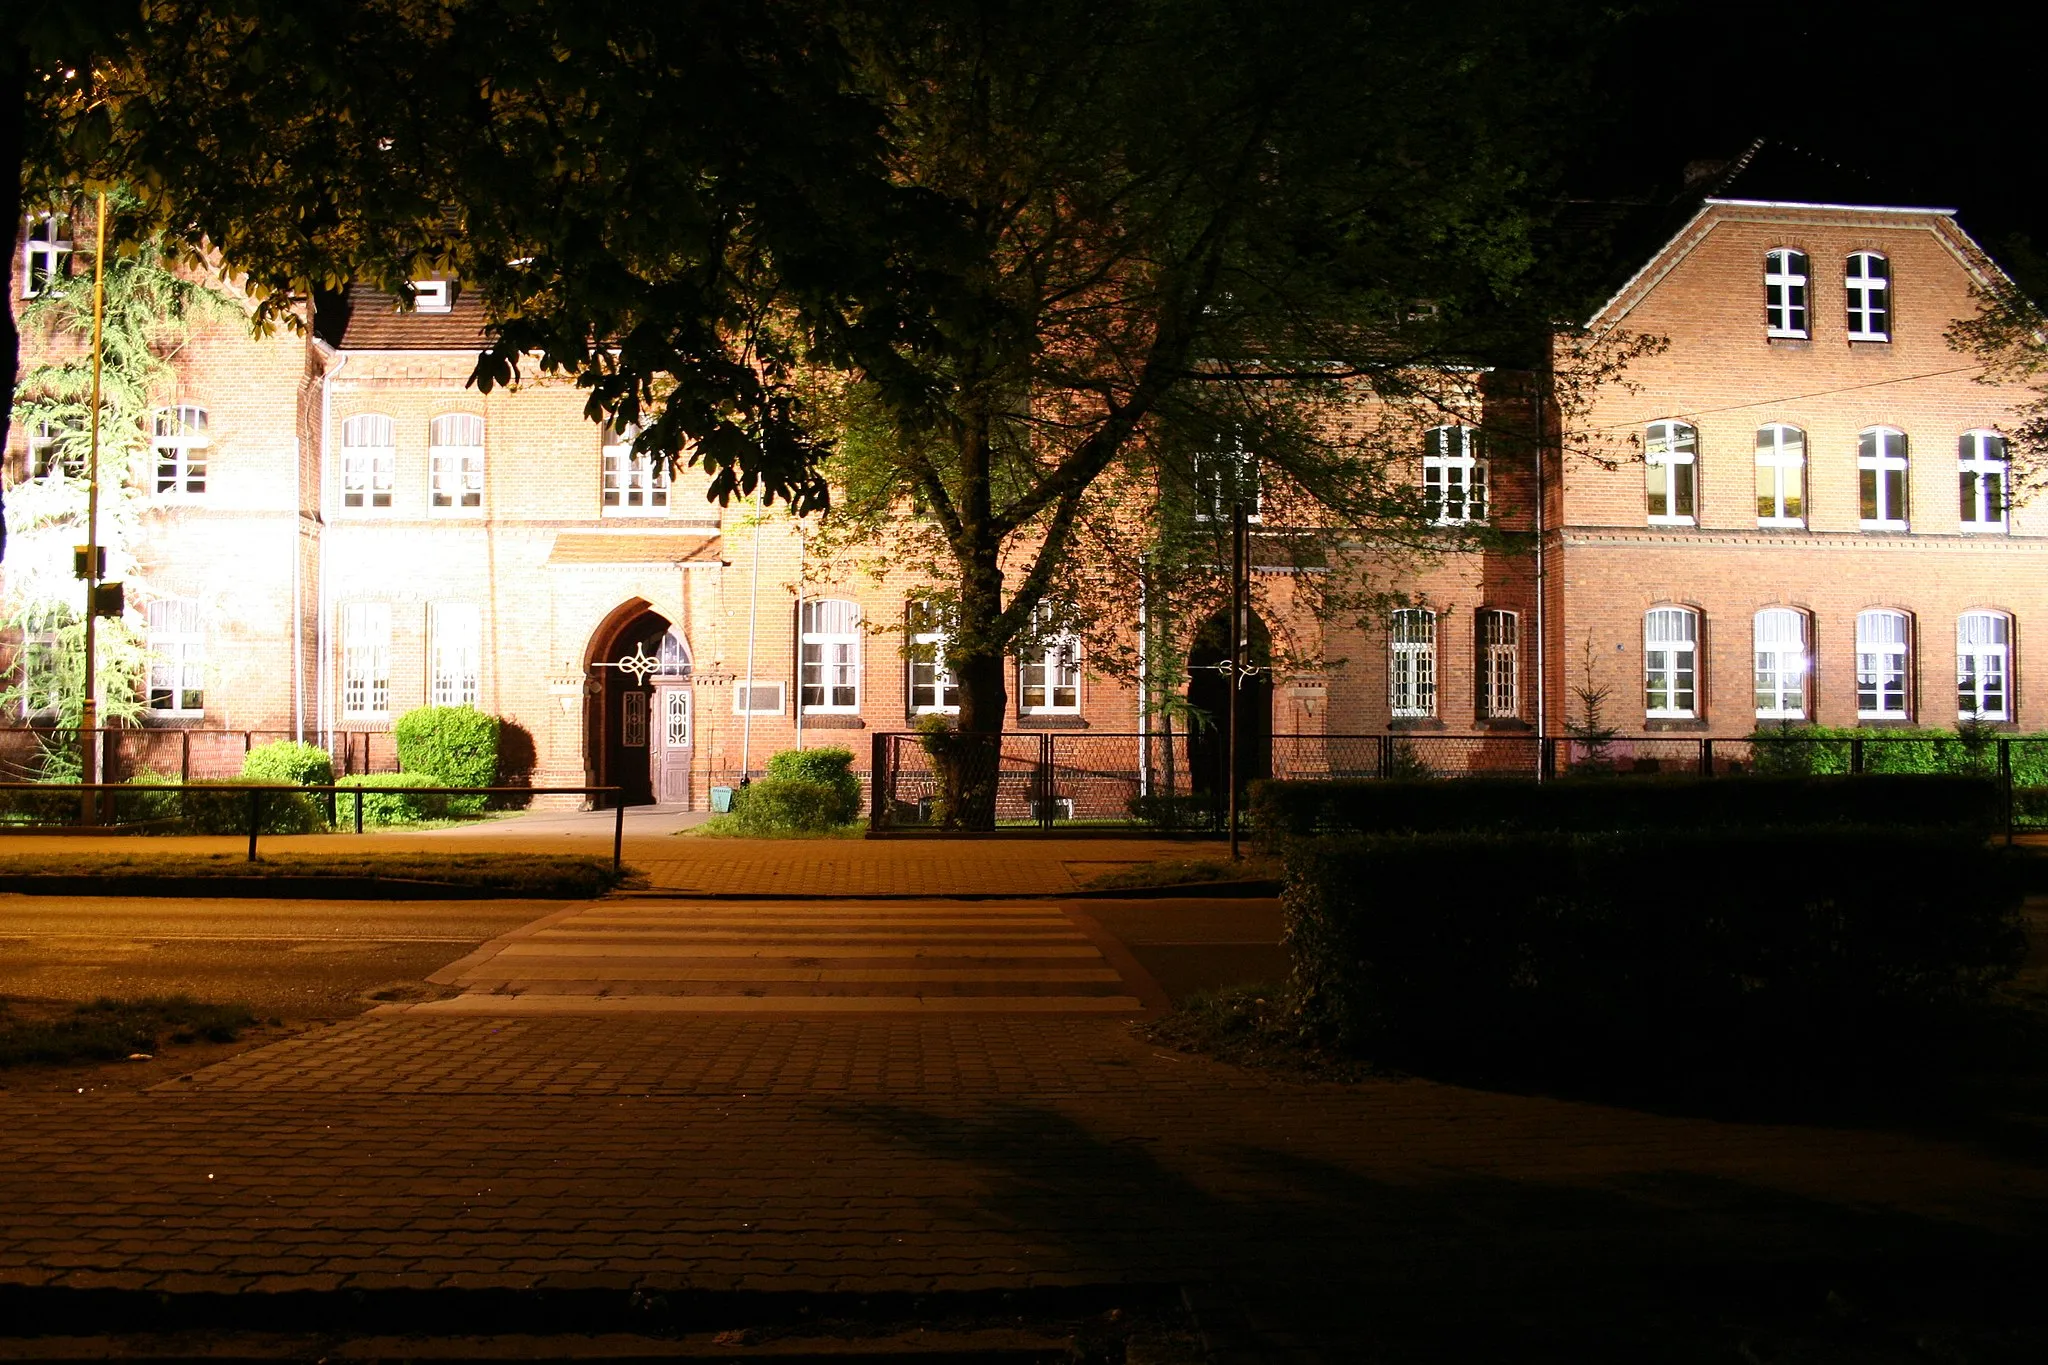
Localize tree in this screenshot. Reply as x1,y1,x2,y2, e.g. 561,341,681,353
1948,245,2048,505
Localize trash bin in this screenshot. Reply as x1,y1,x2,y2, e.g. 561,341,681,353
710,786,735,814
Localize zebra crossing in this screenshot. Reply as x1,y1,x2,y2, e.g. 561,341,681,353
408,898,1152,1014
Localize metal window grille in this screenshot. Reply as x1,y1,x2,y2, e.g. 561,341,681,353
154,405,210,496
340,413,394,509
1423,425,1487,524
1479,609,1518,718
1958,611,2010,721
428,413,485,511
1858,427,1909,528
1753,608,1808,719
1765,248,1809,336
734,681,785,715
800,599,861,711
342,602,392,718
1755,424,1806,525
1845,252,1891,339
1388,608,1437,718
664,689,691,746
1958,430,2008,529
430,602,481,706
1645,607,1699,717
1856,609,1910,718
1645,420,1697,523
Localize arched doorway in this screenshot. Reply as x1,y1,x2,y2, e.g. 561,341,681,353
1186,607,1273,802
585,604,694,808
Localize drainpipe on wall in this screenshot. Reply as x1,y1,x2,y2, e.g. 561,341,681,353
739,491,763,778
292,436,302,742
317,349,347,757
793,518,805,753
1137,553,1150,799
1533,354,1549,770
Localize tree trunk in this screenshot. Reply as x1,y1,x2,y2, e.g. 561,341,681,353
0,52,27,564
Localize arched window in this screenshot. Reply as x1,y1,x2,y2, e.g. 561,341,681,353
1388,608,1437,718
1753,608,1809,720
1856,610,1911,719
1845,252,1891,340
154,405,209,496
1765,249,1809,337
1755,424,1805,526
1958,612,2011,721
657,628,692,677
146,598,205,716
1478,608,1518,719
340,413,394,510
1645,420,1697,524
1959,430,2008,530
1422,425,1486,524
800,599,860,712
602,426,668,514
428,413,484,513
1858,427,1908,529
1645,607,1700,719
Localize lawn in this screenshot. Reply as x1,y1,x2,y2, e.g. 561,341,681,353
0,996,257,1069
0,851,636,897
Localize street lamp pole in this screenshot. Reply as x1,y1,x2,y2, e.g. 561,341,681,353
1227,500,1246,860
79,192,108,824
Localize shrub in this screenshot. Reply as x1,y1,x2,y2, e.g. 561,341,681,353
729,777,847,834
115,770,182,823
172,780,328,834
1127,793,1223,832
1249,773,2004,842
395,705,499,786
1283,827,2026,1078
240,740,335,787
763,746,862,824
335,773,456,826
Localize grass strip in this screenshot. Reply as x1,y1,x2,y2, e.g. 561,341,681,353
1080,857,1280,891
0,996,257,1069
682,817,866,839
0,852,635,896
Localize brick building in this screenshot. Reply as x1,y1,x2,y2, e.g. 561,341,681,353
4,148,2038,804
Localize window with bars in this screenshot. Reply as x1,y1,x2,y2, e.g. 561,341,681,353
1765,249,1810,337
1388,608,1437,718
906,600,960,713
1753,608,1809,720
342,602,392,719
1423,425,1487,524
1755,424,1806,526
1645,420,1697,524
734,681,786,715
1645,607,1699,719
1192,439,1261,524
17,606,66,719
21,212,71,299
153,405,209,496
1958,612,2010,722
1019,604,1081,714
1959,430,2008,530
430,602,481,706
1478,608,1518,719
1856,609,1911,719
146,598,205,715
1859,427,1908,528
428,413,484,512
601,428,669,513
1845,252,1891,340
799,599,861,712
27,417,83,481
340,413,395,510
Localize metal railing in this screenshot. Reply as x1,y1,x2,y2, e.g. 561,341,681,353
0,783,625,869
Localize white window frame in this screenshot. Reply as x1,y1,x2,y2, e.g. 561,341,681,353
21,212,71,299
601,428,669,515
17,606,65,719
1423,425,1487,524
1193,438,1261,524
1018,605,1081,715
342,602,393,719
27,417,83,482
799,599,861,713
1845,251,1891,341
146,598,205,717
1765,248,1810,338
1858,427,1909,530
1755,424,1806,527
1958,611,2011,722
411,279,453,313
1645,420,1697,525
340,413,395,511
1753,608,1809,721
429,601,481,707
907,601,960,714
153,405,209,497
1478,608,1518,719
1856,609,1911,720
1958,430,2008,531
1388,608,1437,719
734,681,786,715
1645,607,1699,719
428,413,485,514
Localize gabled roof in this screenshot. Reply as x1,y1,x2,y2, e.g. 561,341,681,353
320,283,492,351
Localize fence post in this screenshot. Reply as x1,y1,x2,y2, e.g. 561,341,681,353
613,795,626,873
244,731,252,756
1700,738,1714,777
1850,736,1865,776
1378,734,1393,780
869,732,889,831
1039,733,1055,832
2002,738,2014,846
325,785,338,829
181,731,191,783
246,788,261,862
355,787,364,834
1540,736,1556,780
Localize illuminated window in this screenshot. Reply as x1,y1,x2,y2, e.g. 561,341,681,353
1856,609,1910,719
1753,608,1808,720
1959,430,2008,530
21,212,71,299
17,606,68,718
430,602,481,706
906,600,959,714
1755,424,1805,526
153,405,209,496
1845,252,1890,340
340,413,395,510
146,598,205,716
1389,608,1437,718
342,602,392,719
1423,425,1486,524
1765,249,1809,337
1193,435,1261,524
1019,605,1081,715
1645,607,1699,719
1859,427,1908,529
428,413,484,513
1958,612,2010,722
800,599,861,713
1645,420,1697,524
601,427,669,514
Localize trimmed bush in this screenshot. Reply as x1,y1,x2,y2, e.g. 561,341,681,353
763,747,862,824
240,740,335,787
729,777,847,834
1127,793,1223,832
1249,773,2005,841
336,773,456,826
1283,827,2026,1076
172,780,328,835
394,707,500,813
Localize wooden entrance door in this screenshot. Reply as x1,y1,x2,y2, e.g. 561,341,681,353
654,684,693,806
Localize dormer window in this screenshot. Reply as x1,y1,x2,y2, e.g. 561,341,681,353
1845,252,1890,340
411,279,453,313
1764,249,1809,338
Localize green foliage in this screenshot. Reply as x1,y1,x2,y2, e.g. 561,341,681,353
1127,793,1223,833
1746,724,2035,778
1249,774,2006,841
172,781,328,835
763,746,861,824
336,773,457,826
729,777,852,835
394,706,499,813
1283,828,2026,1078
240,740,335,787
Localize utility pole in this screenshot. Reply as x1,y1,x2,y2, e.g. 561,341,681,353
79,193,109,825
1227,500,1246,860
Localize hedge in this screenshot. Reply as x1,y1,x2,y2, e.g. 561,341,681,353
163,778,327,835
336,773,458,825
763,747,861,825
241,740,335,787
729,777,848,834
1249,773,2005,841
394,706,499,812
1283,827,2026,1076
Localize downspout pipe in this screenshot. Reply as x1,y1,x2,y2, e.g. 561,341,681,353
317,348,347,759
1533,353,1549,771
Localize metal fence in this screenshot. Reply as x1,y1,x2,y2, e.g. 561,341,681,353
0,728,400,783
867,730,2048,833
